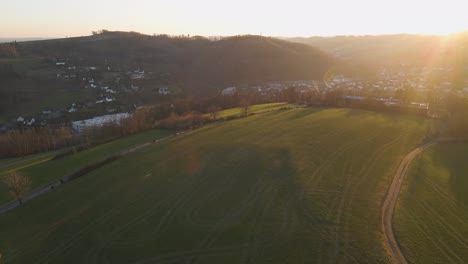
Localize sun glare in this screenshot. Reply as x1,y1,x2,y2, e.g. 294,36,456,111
1,0,467,38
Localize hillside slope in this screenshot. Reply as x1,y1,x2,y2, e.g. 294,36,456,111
15,32,334,93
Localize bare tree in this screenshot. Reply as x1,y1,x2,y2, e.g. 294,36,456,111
208,105,221,120
240,99,250,117
2,172,31,204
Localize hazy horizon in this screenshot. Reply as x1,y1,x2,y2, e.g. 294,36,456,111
2,0,468,39
1,31,464,43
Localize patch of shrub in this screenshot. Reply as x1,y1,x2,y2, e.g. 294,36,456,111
156,112,209,130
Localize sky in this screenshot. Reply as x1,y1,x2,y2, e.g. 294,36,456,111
1,0,468,38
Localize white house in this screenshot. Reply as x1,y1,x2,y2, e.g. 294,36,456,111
159,87,170,95
26,118,35,126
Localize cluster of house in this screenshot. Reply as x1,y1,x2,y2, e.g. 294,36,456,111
16,116,36,126
129,69,145,79
221,81,317,96
220,65,468,104
343,96,429,109
221,87,236,95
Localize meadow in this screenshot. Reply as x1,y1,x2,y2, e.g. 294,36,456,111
0,107,429,263
394,143,468,263
214,102,296,118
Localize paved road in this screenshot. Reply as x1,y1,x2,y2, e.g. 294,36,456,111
381,142,434,264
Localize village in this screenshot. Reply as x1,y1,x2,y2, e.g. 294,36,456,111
6,58,173,133
5,58,468,134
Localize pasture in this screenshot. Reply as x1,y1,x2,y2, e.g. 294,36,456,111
215,102,296,118
0,107,428,263
394,143,468,263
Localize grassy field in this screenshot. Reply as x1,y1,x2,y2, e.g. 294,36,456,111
215,102,296,118
0,107,428,263
394,143,468,263
0,151,59,175
0,129,171,206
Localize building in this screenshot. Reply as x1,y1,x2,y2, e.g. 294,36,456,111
221,86,236,95
71,113,131,134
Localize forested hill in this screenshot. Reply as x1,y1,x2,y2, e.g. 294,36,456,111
287,33,468,69
14,31,335,93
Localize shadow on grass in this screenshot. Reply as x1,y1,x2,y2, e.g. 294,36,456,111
145,143,331,263
286,107,327,121
432,144,468,207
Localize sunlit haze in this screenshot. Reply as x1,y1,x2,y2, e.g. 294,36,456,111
2,0,467,38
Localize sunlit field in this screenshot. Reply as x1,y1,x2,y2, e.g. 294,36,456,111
0,107,428,263
395,143,468,263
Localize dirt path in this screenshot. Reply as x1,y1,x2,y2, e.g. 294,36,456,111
381,142,433,264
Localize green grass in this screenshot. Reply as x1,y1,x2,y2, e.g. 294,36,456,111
0,129,171,206
215,102,296,118
0,107,429,263
394,143,468,263
0,57,43,73
0,151,59,175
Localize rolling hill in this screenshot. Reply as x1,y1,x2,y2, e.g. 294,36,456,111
14,32,335,93
287,33,468,78
0,32,335,123
0,107,430,263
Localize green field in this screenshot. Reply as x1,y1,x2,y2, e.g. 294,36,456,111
0,151,59,175
0,107,429,263
0,129,171,206
395,143,468,263
215,102,296,118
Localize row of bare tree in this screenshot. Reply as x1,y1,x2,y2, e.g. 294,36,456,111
0,126,73,158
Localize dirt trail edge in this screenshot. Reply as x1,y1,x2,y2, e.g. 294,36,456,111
381,142,434,264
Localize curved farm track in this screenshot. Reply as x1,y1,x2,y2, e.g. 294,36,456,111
381,142,434,264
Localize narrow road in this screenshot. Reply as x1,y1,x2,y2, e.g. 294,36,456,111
381,142,433,264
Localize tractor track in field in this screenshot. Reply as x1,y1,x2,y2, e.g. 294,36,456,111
381,142,434,264
337,127,418,263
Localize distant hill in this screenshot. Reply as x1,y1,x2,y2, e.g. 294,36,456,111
286,33,468,77
0,37,50,43
16,31,335,94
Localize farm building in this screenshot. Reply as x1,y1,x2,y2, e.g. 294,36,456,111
71,113,131,134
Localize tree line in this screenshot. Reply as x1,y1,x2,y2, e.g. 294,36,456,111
0,43,17,58
3,86,467,158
